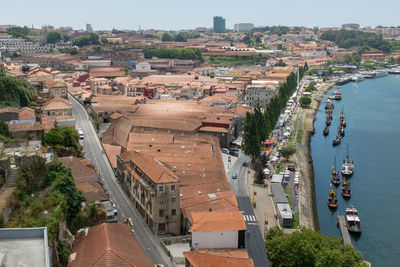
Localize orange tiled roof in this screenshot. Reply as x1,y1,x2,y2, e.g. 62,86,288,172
184,250,254,267
69,223,153,267
121,150,179,184
190,211,246,232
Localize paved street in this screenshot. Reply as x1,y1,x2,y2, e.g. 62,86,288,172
69,94,173,267
226,154,271,267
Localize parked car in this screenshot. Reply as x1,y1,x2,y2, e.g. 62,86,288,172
229,150,239,157
230,147,239,152
232,172,238,179
242,162,249,167
288,164,295,171
222,148,230,154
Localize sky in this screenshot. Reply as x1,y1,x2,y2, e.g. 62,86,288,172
2,0,400,31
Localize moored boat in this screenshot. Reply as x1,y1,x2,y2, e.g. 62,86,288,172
332,135,341,146
331,169,340,185
338,125,345,136
323,126,329,136
342,144,354,176
345,206,361,233
326,120,331,126
328,188,339,208
341,179,352,198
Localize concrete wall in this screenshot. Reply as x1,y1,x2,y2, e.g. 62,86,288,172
192,230,238,249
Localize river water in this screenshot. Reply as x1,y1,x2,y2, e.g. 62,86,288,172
311,74,400,266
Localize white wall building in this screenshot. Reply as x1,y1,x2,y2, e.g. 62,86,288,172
234,23,254,32
190,211,246,250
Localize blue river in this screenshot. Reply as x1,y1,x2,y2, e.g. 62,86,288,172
311,74,400,266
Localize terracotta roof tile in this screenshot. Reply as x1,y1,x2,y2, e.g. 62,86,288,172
68,223,153,267
184,250,254,267
190,211,246,232
121,150,179,184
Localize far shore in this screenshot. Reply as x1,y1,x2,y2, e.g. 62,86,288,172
297,81,335,231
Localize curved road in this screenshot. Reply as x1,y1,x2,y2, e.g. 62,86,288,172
69,94,173,267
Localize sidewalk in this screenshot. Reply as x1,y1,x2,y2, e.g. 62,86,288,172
246,169,279,237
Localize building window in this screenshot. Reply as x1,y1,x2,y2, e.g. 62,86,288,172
159,210,164,217
171,209,177,216
158,185,164,192
159,197,164,204
171,197,176,203
170,184,176,191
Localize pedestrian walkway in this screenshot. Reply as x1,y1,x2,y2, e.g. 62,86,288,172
243,214,257,223
246,169,279,236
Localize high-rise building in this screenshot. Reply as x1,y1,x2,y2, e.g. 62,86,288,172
86,23,93,32
213,16,226,33
234,23,254,32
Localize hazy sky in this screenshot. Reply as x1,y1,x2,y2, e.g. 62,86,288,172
2,0,399,30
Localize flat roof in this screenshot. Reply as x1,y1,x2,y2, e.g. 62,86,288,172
0,227,50,267
270,183,288,204
271,174,283,183
277,203,293,219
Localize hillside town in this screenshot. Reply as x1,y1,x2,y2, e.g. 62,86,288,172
0,17,394,267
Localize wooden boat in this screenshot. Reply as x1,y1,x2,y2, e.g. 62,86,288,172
331,157,340,185
332,135,341,146
345,206,361,233
334,92,342,100
341,179,351,198
323,126,329,136
340,119,346,127
326,119,331,126
328,188,339,208
338,125,345,136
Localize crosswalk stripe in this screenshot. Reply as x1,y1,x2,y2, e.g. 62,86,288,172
251,215,256,221
243,214,246,221
246,215,249,221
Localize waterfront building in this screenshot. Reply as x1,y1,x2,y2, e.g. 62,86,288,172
213,16,226,33
234,23,254,32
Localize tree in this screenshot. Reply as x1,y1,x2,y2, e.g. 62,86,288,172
46,32,62,43
254,106,267,142
279,144,296,161
0,121,11,137
242,112,261,159
161,33,172,42
93,46,101,53
265,227,365,267
174,33,187,42
275,59,287,67
299,96,312,107
344,54,352,64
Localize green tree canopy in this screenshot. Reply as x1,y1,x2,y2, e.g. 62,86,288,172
279,144,296,161
44,126,81,156
46,32,62,43
161,33,172,42
299,96,312,107
242,112,261,159
174,33,187,42
0,121,11,138
73,33,100,47
0,75,37,108
265,227,365,267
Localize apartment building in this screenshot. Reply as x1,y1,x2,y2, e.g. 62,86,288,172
245,85,277,108
116,150,181,235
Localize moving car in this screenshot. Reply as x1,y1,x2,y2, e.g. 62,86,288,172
78,128,84,139
232,172,238,179
242,162,249,167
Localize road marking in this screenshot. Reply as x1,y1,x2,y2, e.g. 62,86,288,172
251,215,256,221
247,222,258,225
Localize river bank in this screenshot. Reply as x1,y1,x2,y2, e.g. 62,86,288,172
297,82,334,230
